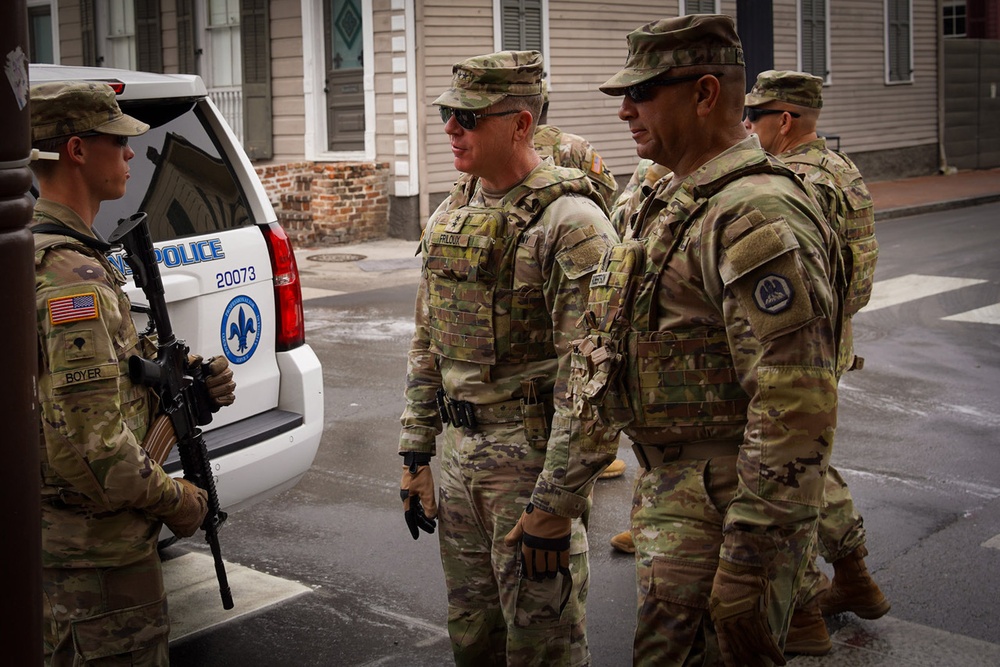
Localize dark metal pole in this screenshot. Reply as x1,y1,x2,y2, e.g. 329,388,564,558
0,0,42,663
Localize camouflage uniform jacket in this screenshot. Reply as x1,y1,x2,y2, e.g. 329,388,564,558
400,161,619,518
608,136,839,562
34,199,186,568
779,138,879,376
609,158,672,238
534,124,619,210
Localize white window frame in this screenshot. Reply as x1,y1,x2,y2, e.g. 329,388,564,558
679,0,720,15
492,0,550,78
97,0,137,70
885,0,914,85
797,0,831,84
301,0,376,162
27,0,60,64
200,0,242,89
943,0,967,38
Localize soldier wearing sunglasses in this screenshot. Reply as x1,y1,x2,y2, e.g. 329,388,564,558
744,70,886,657
577,16,840,665
398,50,619,665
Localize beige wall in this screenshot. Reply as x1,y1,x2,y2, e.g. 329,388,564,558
811,0,938,154
270,0,306,162
419,0,940,195
57,1,82,65
421,0,498,194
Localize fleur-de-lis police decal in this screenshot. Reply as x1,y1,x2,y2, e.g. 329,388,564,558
221,295,262,364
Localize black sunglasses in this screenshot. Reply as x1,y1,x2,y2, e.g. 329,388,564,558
624,72,725,103
78,131,130,147
439,106,520,131
743,107,801,122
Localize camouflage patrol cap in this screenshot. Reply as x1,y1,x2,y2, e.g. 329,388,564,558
745,70,824,109
433,50,543,110
600,15,744,95
30,81,149,142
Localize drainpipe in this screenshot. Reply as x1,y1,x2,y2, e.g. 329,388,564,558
0,0,43,662
937,0,951,173
415,1,429,227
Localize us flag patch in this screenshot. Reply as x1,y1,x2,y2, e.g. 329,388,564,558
48,292,99,325
589,154,603,175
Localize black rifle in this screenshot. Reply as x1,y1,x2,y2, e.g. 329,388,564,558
109,212,234,610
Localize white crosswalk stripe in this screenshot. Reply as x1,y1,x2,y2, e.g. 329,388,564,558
942,303,1000,325
864,274,988,312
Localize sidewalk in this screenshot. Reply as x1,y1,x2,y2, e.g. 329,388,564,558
295,167,1000,300
869,166,1000,220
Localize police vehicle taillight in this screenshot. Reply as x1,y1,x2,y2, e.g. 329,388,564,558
261,223,305,350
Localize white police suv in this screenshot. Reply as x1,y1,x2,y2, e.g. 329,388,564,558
30,64,324,516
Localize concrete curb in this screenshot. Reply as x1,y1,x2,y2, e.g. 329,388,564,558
875,193,1000,221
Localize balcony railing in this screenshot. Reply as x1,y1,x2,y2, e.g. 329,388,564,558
208,86,243,144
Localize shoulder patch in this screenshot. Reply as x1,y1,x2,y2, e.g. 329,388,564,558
753,274,794,314
556,226,610,280
589,153,604,175
48,292,99,326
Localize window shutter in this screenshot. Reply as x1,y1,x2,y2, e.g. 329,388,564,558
801,0,827,78
899,0,911,79
686,0,718,14
888,0,911,81
176,0,197,74
501,0,542,53
80,0,98,66
135,0,163,73
241,0,272,159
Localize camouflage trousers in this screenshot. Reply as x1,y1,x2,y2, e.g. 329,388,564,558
42,551,169,666
438,422,591,667
631,455,807,667
799,464,867,602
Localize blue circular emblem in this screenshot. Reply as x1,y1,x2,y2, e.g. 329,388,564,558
753,274,794,314
221,295,262,364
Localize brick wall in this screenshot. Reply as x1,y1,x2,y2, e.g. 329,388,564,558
255,161,391,246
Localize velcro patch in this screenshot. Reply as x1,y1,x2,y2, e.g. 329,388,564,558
48,292,99,326
557,227,610,279
51,363,119,389
733,253,818,342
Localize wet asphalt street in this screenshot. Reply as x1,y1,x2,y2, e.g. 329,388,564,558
169,202,1000,666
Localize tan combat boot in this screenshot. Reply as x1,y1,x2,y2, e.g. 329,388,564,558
783,599,832,656
599,458,627,479
609,529,635,554
817,545,891,619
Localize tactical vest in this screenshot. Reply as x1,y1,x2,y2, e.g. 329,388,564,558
424,164,604,367
782,149,878,318
533,125,563,162
574,159,826,439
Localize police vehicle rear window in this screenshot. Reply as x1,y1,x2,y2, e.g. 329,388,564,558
93,100,252,244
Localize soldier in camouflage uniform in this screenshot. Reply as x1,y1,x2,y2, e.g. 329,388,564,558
604,158,673,555
574,16,840,665
744,70,887,656
398,51,619,666
31,82,234,666
536,79,627,483
535,81,620,213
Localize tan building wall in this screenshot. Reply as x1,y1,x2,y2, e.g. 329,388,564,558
46,0,945,241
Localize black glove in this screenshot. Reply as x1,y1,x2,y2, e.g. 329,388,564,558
503,503,572,580
400,454,437,539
